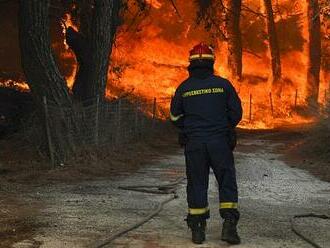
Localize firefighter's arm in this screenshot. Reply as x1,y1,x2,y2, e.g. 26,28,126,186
170,88,184,129
227,82,243,128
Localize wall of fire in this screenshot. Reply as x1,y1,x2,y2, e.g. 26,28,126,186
0,0,329,128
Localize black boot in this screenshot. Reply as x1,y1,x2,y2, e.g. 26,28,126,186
186,218,206,244
221,218,241,245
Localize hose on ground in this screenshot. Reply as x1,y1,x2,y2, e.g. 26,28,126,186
93,177,186,248
291,213,330,248
94,177,329,248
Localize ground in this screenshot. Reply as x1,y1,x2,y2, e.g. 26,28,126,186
1,129,330,248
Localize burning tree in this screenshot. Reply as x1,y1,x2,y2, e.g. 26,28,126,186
263,0,282,88
65,0,121,101
3,0,328,137
19,0,121,105
195,0,243,81
19,0,73,108
226,0,243,81
306,0,322,109
18,0,121,162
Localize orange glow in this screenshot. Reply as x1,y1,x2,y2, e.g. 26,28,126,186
106,0,327,129
61,13,78,49
2,0,329,130
145,0,162,9
0,79,29,91
60,13,78,89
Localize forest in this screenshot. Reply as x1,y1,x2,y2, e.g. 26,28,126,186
0,1,330,247
0,0,329,165
0,0,329,163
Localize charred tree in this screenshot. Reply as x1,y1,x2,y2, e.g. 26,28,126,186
263,0,282,88
19,0,76,162
19,0,72,107
306,0,322,108
226,0,243,81
66,27,90,100
66,0,121,101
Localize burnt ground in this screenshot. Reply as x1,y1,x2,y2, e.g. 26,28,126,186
0,126,330,247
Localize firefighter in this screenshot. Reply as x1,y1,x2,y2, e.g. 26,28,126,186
170,43,242,245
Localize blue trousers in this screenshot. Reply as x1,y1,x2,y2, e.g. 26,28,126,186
184,137,239,221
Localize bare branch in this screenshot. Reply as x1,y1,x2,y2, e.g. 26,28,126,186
168,0,182,19
241,4,266,18
243,49,262,59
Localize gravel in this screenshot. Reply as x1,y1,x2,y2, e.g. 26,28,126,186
11,134,330,248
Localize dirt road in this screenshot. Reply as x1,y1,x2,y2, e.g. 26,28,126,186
7,132,330,247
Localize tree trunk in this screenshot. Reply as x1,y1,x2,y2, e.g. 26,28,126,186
19,0,72,107
67,27,92,100
69,0,121,101
69,0,93,100
264,0,282,89
306,0,321,108
226,0,243,81
19,0,75,162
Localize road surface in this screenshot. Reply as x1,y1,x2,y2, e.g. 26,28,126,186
10,132,330,248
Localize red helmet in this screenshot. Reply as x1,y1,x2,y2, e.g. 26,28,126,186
189,43,215,62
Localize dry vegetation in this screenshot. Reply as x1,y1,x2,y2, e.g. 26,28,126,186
0,105,179,247
0,121,178,184
290,105,330,182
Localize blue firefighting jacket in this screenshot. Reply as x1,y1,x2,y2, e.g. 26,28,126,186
170,74,242,141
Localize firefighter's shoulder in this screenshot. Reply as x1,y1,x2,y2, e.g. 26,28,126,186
176,78,191,92
213,75,230,83
211,76,238,96
213,76,235,88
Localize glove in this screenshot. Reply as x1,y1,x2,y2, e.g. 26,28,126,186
227,129,237,151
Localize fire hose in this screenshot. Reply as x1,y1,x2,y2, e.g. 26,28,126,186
93,177,186,248
92,176,329,248
290,213,330,248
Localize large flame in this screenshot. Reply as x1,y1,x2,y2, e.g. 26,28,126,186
107,0,324,128
1,0,328,129
0,79,29,91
